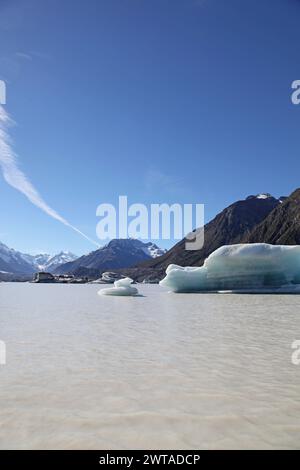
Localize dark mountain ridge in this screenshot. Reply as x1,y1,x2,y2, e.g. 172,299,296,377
243,188,300,245
129,193,281,279
53,239,166,275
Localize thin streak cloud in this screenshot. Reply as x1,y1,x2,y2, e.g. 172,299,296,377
0,105,99,247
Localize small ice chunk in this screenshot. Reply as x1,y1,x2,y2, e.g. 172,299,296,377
99,277,139,296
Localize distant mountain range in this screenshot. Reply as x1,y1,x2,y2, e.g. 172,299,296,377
3,189,300,282
0,243,77,275
53,239,167,275
34,252,78,272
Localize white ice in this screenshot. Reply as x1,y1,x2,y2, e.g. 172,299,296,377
99,277,139,296
160,243,300,293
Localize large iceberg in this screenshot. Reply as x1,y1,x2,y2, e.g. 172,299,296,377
160,244,300,293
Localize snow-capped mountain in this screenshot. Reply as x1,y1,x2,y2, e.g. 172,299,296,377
140,242,167,258
21,251,77,272
40,252,78,271
30,253,52,269
0,242,35,274
0,242,77,274
246,193,277,201
255,193,273,200
246,193,287,203
54,239,167,275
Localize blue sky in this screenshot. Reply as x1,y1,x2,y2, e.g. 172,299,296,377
0,0,300,255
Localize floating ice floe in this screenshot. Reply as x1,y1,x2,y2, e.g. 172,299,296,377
98,277,139,296
160,243,300,294
91,272,126,284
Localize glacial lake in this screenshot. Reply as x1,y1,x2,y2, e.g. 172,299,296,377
0,282,300,449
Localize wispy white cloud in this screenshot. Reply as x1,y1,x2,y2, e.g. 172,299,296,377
145,168,185,195
0,105,99,247
15,52,32,61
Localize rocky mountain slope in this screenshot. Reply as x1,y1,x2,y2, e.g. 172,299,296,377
53,239,166,275
244,188,300,245
126,193,282,280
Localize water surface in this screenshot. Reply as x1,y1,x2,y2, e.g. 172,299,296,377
0,283,300,449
